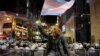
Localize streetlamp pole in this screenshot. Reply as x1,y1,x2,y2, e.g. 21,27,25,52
11,17,15,39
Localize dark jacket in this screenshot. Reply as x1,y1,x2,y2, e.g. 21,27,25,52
38,26,70,56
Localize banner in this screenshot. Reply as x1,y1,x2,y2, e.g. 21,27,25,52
41,0,75,16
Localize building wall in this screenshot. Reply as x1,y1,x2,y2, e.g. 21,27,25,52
0,19,3,29
65,14,75,43
90,0,100,42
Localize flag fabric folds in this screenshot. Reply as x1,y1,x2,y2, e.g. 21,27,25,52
41,0,75,16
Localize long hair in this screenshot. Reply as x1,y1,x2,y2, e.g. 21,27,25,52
50,25,62,37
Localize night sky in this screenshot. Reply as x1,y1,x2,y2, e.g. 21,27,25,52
0,0,89,14
0,0,44,14
0,0,16,12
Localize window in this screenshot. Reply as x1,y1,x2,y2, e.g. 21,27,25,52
3,23,12,28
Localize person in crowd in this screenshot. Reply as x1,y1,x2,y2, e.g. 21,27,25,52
37,20,70,56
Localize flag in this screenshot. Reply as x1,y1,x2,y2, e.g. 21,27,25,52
41,0,75,16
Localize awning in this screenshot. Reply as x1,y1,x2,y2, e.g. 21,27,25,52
41,0,75,16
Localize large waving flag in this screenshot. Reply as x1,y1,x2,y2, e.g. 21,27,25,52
41,0,75,16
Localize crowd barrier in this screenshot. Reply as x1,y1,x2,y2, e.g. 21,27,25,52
72,49,100,56
0,49,30,56
1,49,100,56
0,49,46,56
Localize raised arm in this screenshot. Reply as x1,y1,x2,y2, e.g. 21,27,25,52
36,20,50,39
38,25,49,37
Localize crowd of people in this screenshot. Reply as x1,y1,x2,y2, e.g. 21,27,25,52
69,42,100,49
1,37,100,56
